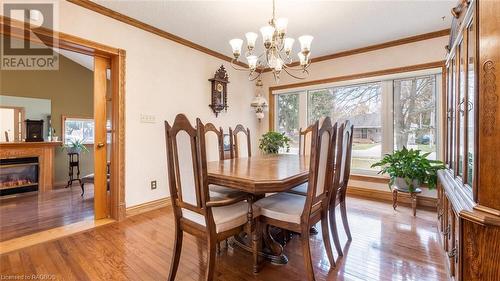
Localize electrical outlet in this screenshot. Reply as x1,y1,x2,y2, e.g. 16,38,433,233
150,180,157,190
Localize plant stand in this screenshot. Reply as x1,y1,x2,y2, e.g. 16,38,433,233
392,186,422,216
66,152,82,188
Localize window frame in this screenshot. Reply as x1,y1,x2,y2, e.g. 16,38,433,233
62,115,95,145
272,67,443,176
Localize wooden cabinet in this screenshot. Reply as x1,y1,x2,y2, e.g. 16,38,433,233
439,0,500,280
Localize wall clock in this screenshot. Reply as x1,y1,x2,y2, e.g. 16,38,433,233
208,65,229,117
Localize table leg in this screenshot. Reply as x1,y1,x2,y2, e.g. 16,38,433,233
392,189,398,210
233,195,289,265
411,192,418,216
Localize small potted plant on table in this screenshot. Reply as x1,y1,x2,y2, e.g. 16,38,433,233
371,146,445,215
258,131,291,154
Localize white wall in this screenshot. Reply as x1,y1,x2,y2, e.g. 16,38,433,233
54,2,257,207
0,95,51,140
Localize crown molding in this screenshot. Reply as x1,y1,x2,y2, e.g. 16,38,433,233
67,0,248,68
67,1,449,76
263,28,450,73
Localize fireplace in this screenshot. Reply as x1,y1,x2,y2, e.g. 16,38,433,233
0,157,39,195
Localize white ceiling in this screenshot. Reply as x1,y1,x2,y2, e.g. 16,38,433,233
93,0,455,59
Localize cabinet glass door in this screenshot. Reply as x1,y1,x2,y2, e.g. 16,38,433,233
445,65,453,168
450,58,456,172
466,19,476,187
458,41,465,177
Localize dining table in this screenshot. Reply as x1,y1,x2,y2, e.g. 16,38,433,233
207,154,310,265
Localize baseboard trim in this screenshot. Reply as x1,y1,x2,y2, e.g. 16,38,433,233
126,197,171,217
347,186,437,209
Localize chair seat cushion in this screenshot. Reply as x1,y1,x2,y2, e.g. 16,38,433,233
209,184,246,199
182,201,258,233
254,192,306,224
287,182,308,196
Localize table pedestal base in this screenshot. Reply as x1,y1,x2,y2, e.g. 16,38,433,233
231,227,290,265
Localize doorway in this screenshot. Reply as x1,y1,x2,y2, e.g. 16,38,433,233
0,18,125,246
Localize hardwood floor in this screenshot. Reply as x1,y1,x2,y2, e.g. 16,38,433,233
0,196,447,280
0,184,94,242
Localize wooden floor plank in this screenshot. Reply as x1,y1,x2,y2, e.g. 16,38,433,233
0,184,95,242
0,196,447,280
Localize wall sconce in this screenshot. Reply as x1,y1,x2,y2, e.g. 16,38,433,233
250,79,268,122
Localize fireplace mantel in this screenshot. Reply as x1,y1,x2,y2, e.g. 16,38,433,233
0,141,62,192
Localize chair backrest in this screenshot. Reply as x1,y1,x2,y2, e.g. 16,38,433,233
302,117,337,220
298,125,314,156
200,121,224,161
333,121,354,203
165,114,209,219
232,124,251,158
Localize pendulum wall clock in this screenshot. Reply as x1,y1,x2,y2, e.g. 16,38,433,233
208,65,229,117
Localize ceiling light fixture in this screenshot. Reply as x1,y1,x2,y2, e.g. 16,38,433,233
229,0,313,83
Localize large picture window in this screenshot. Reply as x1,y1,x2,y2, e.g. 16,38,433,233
276,92,302,152
274,71,441,175
393,75,438,159
307,82,383,171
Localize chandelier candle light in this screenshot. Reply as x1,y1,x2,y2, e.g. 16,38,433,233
229,0,313,82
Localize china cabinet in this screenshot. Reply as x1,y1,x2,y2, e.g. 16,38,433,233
438,0,500,280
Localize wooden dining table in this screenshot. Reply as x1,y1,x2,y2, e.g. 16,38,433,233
207,154,310,265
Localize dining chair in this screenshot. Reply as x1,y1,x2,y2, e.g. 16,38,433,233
232,124,251,158
298,125,314,156
328,121,354,257
288,124,315,196
165,114,258,281
200,120,246,201
255,118,338,280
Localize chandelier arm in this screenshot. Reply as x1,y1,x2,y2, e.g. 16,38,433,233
276,49,293,65
230,59,251,71
272,0,276,21
248,71,262,82
282,67,308,80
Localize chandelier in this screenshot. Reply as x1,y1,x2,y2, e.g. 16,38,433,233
229,0,313,82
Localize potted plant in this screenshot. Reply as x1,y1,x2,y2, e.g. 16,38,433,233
63,139,89,154
259,131,291,154
371,146,445,192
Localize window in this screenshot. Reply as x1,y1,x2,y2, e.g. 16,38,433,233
276,92,301,153
274,71,441,175
307,82,383,172
63,117,95,144
393,75,438,160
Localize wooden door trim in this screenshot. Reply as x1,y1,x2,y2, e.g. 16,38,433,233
1,16,126,221
268,60,445,130
0,16,119,58
0,105,25,141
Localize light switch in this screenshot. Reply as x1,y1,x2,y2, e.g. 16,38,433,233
140,114,156,123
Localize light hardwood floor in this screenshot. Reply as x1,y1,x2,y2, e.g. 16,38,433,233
0,196,447,280
0,184,94,242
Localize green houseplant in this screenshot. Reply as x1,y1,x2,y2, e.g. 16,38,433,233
371,146,445,192
259,131,291,154
63,139,89,154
